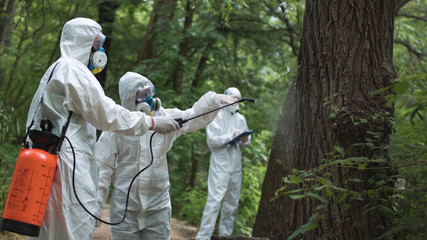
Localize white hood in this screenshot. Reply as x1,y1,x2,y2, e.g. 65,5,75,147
118,72,153,110
60,17,102,66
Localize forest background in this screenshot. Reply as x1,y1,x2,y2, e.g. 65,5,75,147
0,0,426,239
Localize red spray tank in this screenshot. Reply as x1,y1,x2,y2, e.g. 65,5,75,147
1,114,71,237
1,147,57,236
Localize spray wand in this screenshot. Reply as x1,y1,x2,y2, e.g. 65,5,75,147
174,98,256,127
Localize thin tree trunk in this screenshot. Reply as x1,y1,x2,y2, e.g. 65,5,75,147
97,0,122,87
191,38,216,89
171,0,194,93
0,0,17,87
137,0,177,74
189,142,198,187
0,0,16,53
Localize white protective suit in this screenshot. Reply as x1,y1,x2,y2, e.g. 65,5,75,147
196,87,251,240
25,18,153,240
95,72,227,240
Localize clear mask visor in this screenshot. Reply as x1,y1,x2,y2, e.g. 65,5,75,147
93,32,106,50
136,85,155,103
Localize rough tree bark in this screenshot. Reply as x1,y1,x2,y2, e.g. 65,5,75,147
254,1,396,239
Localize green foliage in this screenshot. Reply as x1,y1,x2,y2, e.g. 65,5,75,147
234,162,266,236
382,75,427,239
0,97,20,218
177,185,209,225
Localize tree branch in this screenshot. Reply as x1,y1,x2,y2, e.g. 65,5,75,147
396,12,427,22
395,0,411,14
394,39,427,59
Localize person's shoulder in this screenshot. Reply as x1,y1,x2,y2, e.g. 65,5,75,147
57,58,99,85
58,58,92,74
58,57,84,67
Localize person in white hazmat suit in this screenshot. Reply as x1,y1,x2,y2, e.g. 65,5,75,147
94,72,236,240
195,87,251,240
24,18,179,240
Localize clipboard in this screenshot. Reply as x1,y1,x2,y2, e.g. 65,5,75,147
226,130,254,145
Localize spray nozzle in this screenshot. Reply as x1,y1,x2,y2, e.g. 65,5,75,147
239,98,255,103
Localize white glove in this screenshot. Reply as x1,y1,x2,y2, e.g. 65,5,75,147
233,128,243,138
151,115,180,134
215,94,238,105
233,128,248,143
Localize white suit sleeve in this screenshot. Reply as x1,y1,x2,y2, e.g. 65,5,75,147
62,62,151,136
164,91,221,135
95,131,118,208
206,117,233,150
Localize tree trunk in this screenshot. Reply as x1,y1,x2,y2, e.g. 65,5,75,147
189,142,198,187
97,0,122,87
254,1,396,239
171,0,194,93
0,0,17,87
137,0,177,73
0,0,16,53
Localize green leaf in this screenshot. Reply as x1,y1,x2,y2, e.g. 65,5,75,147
393,81,411,94
290,194,306,200
289,175,303,184
284,188,304,195
306,192,328,203
288,213,319,239
349,178,363,183
337,192,347,203
331,106,339,112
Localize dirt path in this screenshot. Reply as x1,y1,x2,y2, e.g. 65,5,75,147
93,204,199,240
0,204,198,240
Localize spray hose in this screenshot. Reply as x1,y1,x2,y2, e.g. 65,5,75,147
69,132,157,225
70,97,255,225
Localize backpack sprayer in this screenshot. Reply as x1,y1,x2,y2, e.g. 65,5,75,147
0,64,69,237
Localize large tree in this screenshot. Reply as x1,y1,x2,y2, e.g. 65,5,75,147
254,1,397,239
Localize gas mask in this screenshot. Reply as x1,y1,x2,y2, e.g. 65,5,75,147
228,104,239,114
224,87,241,114
135,85,161,115
88,32,108,75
